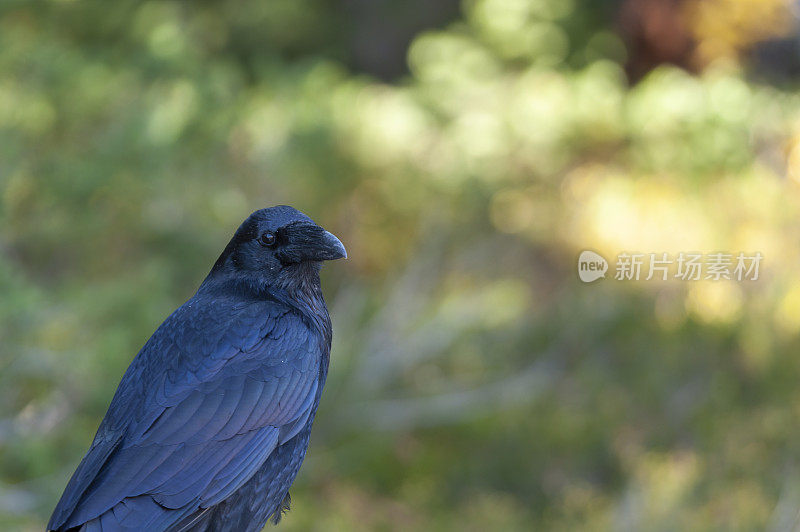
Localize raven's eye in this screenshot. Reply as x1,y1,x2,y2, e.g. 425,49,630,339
259,231,277,247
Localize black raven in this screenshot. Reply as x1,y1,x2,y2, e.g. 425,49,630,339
48,206,346,531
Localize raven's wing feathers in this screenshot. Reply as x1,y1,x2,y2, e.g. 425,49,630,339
48,297,321,531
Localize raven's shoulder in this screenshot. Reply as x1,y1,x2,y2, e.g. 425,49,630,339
96,294,298,431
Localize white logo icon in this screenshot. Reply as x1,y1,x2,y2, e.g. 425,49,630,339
578,250,608,283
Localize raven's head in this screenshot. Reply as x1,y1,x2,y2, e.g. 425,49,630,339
207,205,346,288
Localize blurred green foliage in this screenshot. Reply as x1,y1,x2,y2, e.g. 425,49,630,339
2,0,800,530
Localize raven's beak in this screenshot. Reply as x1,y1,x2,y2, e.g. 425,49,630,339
279,222,347,263
316,230,347,260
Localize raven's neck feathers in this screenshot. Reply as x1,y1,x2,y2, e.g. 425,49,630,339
197,262,331,344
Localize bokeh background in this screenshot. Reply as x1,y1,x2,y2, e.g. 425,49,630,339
3,0,800,529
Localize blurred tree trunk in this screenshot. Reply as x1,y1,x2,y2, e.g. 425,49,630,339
618,0,695,82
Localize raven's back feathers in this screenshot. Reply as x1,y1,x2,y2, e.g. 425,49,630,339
48,295,325,531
